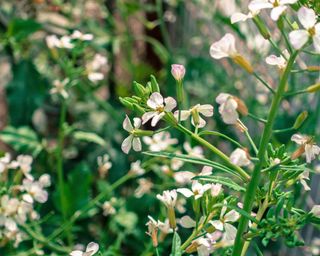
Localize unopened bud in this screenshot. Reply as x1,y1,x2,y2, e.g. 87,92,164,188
232,55,254,74
306,66,320,72
191,109,200,126
150,75,160,93
307,82,320,93
253,16,270,39
171,64,186,81
234,97,248,116
133,82,146,97
293,111,308,129
119,97,133,109
185,241,198,253
134,129,154,136
133,104,145,116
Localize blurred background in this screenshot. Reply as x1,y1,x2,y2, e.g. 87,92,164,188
0,0,319,255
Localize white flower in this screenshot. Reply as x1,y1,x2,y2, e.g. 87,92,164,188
310,205,320,218
183,142,204,158
88,72,104,82
216,93,239,124
70,242,99,256
210,33,237,59
50,78,69,99
134,178,153,198
22,178,48,204
0,153,11,173
11,155,34,180
231,5,259,24
46,35,74,49
86,54,108,83
156,190,177,208
129,160,145,176
174,104,214,128
102,199,116,216
289,7,320,52
171,64,186,81
39,174,51,187
200,166,213,176
90,54,108,70
143,132,177,152
71,30,94,41
179,215,196,228
265,50,289,70
1,195,19,216
298,170,310,191
210,183,223,197
173,171,195,185
210,203,240,241
230,148,251,167
177,181,211,200
142,92,177,126
97,154,112,178
291,134,320,163
248,0,297,21
195,232,221,256
121,115,142,154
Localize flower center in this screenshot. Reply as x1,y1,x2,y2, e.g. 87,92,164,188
308,27,316,36
273,0,279,7
156,106,164,112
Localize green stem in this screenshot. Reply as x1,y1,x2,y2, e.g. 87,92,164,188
175,124,250,181
48,173,132,240
244,129,258,155
198,130,245,149
232,51,298,256
56,100,70,242
247,113,267,124
283,89,307,97
253,72,275,94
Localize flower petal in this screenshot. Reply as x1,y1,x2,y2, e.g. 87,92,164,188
132,137,142,152
151,112,165,127
224,223,237,241
180,215,196,228
148,92,163,109
289,30,309,50
121,135,133,154
210,220,224,231
164,97,177,112
291,134,308,145
142,111,157,125
224,210,240,223
133,118,141,129
270,5,287,21
123,115,133,132
298,7,316,29
198,104,214,117
248,0,273,12
70,250,84,256
210,34,237,59
177,188,194,198
86,242,99,255
231,12,250,24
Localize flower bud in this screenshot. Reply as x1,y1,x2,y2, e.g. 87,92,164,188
119,97,133,109
168,207,176,229
191,108,200,126
133,104,146,116
307,82,320,93
171,64,185,81
293,111,308,129
291,145,305,160
150,75,160,92
234,97,248,116
232,55,254,74
306,66,320,72
133,81,146,97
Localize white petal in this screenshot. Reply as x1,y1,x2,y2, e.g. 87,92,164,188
289,30,309,50
305,144,320,163
198,104,214,117
123,115,133,132
121,135,133,154
142,111,157,124
70,251,84,256
291,134,308,145
224,223,237,241
313,34,320,53
265,55,282,66
148,92,163,109
300,179,311,191
151,113,165,127
248,0,273,12
178,110,191,121
85,242,99,255
180,215,196,228
164,97,177,112
270,5,287,21
196,116,207,128
279,0,297,4
231,12,250,24
298,7,317,29
310,205,320,217
177,188,194,198
210,220,224,231
224,210,240,222
216,93,231,104
132,137,142,152
133,118,141,129
210,33,237,59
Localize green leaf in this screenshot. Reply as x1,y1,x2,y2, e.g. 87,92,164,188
6,60,48,126
143,151,243,180
73,131,106,146
0,126,43,156
194,175,246,192
7,19,42,41
170,232,182,256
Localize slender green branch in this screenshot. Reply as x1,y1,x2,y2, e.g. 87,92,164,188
232,51,298,256
244,129,258,155
273,127,295,133
247,113,267,124
175,124,250,181
283,89,307,97
198,130,245,149
253,72,275,94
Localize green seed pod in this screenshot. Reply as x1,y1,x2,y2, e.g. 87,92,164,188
307,82,320,93
150,75,160,92
253,16,270,39
293,111,308,129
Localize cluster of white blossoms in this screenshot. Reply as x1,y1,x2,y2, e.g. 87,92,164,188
0,154,50,247
46,30,93,49
70,242,99,256
86,53,108,83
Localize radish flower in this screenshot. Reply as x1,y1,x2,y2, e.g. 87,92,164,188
121,115,142,154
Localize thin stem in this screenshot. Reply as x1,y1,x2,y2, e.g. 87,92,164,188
155,247,160,256
273,127,295,134
232,51,298,256
244,129,258,155
198,130,245,149
175,124,250,181
56,100,71,242
283,89,307,97
48,173,132,240
247,113,267,124
268,38,287,60
253,72,275,94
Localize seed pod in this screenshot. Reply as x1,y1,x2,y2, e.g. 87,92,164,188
293,111,308,129
253,16,270,39
232,54,254,74
307,82,320,93
234,97,248,116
